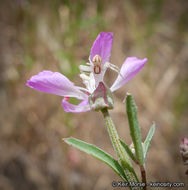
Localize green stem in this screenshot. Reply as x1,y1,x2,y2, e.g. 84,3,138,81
101,108,139,185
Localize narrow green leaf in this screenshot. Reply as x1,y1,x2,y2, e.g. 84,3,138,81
120,140,138,164
63,137,127,182
126,93,144,165
143,123,155,159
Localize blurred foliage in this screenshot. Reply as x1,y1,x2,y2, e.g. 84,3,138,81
0,0,188,189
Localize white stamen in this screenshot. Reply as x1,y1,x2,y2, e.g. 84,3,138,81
79,65,92,72
86,62,92,66
80,73,90,81
79,56,123,92
80,73,95,93
104,62,124,79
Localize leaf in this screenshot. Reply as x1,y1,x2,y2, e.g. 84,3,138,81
120,140,138,164
126,93,144,165
63,137,127,182
143,123,155,159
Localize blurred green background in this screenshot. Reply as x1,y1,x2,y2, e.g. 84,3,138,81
0,0,187,189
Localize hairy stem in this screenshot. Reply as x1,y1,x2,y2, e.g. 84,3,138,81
101,108,139,187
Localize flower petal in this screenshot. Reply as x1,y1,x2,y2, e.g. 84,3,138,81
110,57,147,92
62,97,91,113
90,32,113,64
26,70,87,99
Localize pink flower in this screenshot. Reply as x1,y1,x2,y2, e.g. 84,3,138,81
26,32,147,113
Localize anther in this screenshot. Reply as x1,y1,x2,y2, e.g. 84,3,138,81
92,55,102,64
92,55,102,74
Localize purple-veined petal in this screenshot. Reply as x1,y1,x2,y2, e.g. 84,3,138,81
26,70,87,100
62,97,91,113
110,57,147,92
90,32,113,64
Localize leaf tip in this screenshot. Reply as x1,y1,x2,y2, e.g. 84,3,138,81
126,92,132,96
151,122,156,130
62,138,67,142
123,92,132,103
62,137,73,143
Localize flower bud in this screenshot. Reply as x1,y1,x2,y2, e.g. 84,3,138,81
89,82,114,111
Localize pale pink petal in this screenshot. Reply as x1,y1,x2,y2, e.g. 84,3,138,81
110,57,147,92
90,32,113,64
26,70,87,100
62,97,91,113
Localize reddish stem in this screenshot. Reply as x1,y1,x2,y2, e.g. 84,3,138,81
140,165,147,190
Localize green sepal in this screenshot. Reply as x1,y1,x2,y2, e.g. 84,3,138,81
89,82,114,111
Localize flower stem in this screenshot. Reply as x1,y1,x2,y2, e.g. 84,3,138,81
101,108,139,186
